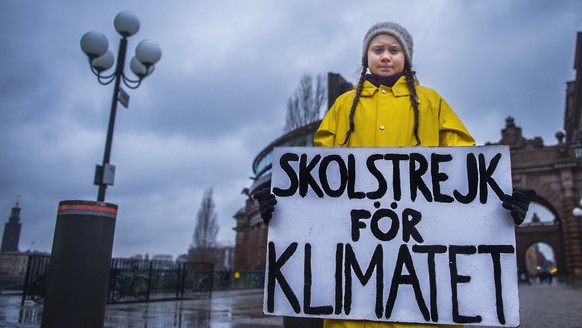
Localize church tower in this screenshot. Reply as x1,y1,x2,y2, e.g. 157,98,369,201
1,199,22,253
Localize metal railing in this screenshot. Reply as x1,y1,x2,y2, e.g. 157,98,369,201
21,255,51,305
107,258,215,303
21,255,264,305
22,256,214,304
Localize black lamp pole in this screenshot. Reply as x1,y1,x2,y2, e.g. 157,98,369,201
97,37,128,202
79,11,161,202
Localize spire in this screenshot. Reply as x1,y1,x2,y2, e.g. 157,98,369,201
9,197,21,224
2,196,22,253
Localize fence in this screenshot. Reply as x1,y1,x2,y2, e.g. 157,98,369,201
21,255,51,305
107,258,215,303
22,256,214,305
21,255,265,305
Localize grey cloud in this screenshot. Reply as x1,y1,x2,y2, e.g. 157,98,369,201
1,0,581,258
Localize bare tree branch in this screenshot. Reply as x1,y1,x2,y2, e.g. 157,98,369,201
284,73,327,132
191,188,219,263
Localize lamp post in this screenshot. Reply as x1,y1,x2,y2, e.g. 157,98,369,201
40,12,161,328
80,10,161,202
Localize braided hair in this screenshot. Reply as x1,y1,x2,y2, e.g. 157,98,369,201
403,63,421,145
341,62,368,145
341,61,421,146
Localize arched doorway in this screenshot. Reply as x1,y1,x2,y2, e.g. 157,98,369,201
515,201,565,283
524,242,557,284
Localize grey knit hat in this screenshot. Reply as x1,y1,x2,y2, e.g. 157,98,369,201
362,22,413,66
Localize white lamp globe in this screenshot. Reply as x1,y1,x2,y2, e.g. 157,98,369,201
130,57,148,78
80,31,108,59
114,11,140,37
135,39,161,67
91,51,115,73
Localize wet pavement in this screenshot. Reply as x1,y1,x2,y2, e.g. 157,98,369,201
1,283,581,327
0,289,282,328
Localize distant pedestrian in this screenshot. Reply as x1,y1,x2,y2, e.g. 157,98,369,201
520,272,531,285
548,272,554,285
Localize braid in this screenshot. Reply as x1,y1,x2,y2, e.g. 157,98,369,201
341,65,367,145
404,64,421,145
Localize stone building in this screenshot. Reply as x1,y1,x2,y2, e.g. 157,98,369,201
0,252,28,288
498,31,582,284
233,73,352,271
233,121,322,270
187,244,235,271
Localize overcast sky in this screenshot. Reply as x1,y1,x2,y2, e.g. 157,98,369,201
1,0,580,259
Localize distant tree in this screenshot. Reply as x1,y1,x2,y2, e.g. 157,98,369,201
190,188,219,263
284,73,326,132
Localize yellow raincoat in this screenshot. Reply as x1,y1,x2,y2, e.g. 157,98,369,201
314,78,475,148
314,76,474,328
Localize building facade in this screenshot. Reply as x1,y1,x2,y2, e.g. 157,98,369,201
233,73,352,271
0,252,29,290
234,121,323,270
187,244,235,271
498,32,582,284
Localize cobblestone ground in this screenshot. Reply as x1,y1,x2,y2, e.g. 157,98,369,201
483,282,582,328
0,283,580,327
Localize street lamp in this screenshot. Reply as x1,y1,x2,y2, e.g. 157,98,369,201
80,11,161,202
573,198,582,217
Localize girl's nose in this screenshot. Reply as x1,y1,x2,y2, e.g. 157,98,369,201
380,52,391,62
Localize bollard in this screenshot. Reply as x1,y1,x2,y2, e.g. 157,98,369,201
41,200,117,328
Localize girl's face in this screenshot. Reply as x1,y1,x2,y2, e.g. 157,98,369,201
367,34,405,76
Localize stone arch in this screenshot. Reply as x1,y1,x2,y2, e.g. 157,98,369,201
516,224,565,282
525,179,561,224
514,189,567,282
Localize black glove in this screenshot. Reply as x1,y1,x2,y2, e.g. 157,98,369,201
253,188,277,225
502,188,536,225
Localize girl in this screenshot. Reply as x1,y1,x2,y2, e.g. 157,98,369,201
313,21,474,148
255,21,534,328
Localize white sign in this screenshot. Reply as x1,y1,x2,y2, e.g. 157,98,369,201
264,146,519,327
118,87,130,108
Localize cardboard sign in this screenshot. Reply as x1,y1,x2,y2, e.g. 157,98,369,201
263,146,519,327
